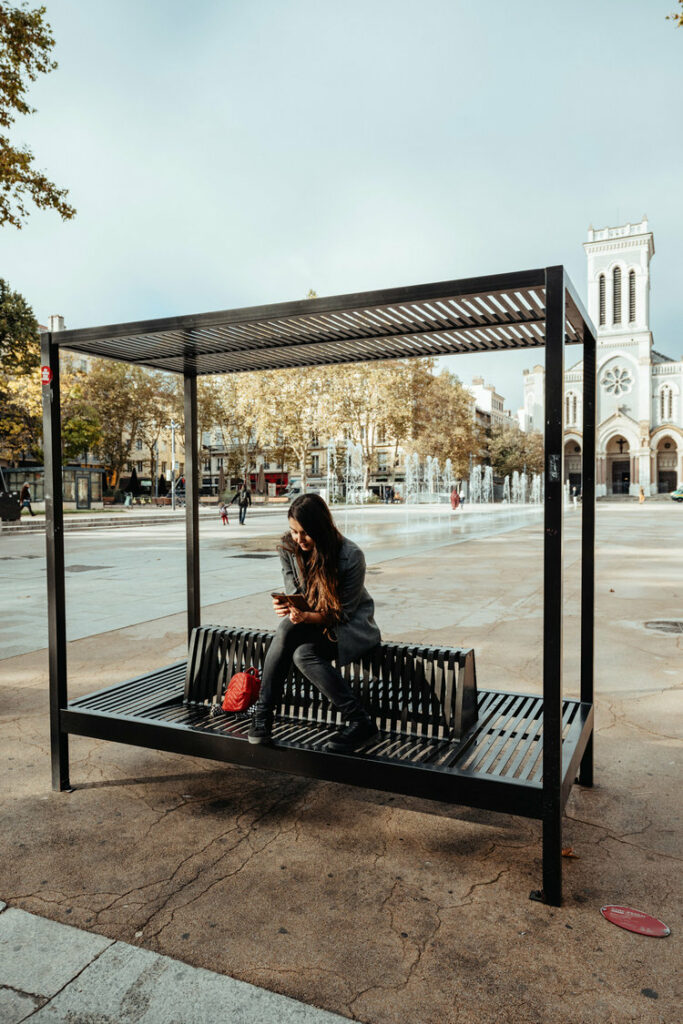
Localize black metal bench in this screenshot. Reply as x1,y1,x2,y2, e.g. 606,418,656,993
65,625,592,823
186,625,478,742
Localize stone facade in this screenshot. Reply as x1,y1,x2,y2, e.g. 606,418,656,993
520,217,682,496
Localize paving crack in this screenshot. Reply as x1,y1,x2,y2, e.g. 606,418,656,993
16,940,114,1019
565,814,683,861
137,786,311,945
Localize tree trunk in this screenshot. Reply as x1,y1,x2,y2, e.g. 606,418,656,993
149,447,156,497
298,445,308,494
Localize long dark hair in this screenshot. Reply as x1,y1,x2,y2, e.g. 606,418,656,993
280,494,343,620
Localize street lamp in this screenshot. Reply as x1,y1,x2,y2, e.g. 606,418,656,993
169,420,180,511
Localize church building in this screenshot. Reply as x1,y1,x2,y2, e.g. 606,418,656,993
520,217,682,496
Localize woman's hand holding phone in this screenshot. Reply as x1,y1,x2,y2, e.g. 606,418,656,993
271,593,290,617
271,592,309,622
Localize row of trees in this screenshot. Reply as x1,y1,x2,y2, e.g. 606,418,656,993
1,279,543,491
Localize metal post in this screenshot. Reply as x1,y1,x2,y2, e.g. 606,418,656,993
40,331,70,791
184,374,200,638
541,266,565,906
579,324,597,786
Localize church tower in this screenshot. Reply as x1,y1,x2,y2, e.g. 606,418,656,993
584,215,654,340
583,217,656,495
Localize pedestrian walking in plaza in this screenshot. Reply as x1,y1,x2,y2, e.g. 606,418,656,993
459,487,466,508
219,502,230,525
639,486,646,504
450,486,460,511
248,493,381,754
20,481,35,516
230,481,252,524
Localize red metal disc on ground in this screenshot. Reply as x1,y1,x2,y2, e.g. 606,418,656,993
600,905,670,937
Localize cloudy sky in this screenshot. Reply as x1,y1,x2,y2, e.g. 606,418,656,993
3,0,681,409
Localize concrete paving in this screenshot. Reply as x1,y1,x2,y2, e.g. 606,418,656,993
0,504,680,1023
0,904,349,1023
1,502,541,659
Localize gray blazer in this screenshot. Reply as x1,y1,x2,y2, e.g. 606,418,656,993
279,536,381,666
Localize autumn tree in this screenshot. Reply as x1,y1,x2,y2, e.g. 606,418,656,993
256,368,330,494
375,359,435,482
666,1,683,28
412,370,478,476
213,373,265,488
168,376,221,447
521,430,544,474
0,2,76,228
487,423,544,477
80,362,150,486
136,371,175,489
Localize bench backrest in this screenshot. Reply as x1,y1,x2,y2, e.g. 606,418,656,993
184,625,477,740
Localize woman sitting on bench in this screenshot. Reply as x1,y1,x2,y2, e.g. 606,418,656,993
249,493,381,753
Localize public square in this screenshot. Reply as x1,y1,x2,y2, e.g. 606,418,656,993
0,502,680,1023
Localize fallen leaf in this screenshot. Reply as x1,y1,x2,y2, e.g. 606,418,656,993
562,847,580,859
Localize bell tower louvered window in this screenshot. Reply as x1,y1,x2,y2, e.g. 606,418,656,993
598,274,606,326
565,392,578,426
612,267,622,325
628,270,636,323
660,386,673,422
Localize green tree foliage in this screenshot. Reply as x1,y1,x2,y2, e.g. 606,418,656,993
0,276,39,372
0,277,41,459
59,365,101,463
0,2,76,228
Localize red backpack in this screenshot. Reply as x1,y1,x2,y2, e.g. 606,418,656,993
221,667,261,712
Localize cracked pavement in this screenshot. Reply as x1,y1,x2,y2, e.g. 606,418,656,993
1,505,680,1023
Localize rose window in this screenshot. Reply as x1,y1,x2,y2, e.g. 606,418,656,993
601,366,632,395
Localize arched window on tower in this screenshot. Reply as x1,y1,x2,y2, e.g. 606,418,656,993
599,274,606,326
613,267,622,324
628,270,636,323
660,385,673,423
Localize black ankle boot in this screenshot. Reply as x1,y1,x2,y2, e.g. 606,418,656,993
324,714,378,754
248,704,274,745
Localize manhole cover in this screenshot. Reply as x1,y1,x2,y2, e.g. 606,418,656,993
644,621,683,635
230,553,276,559
65,564,112,573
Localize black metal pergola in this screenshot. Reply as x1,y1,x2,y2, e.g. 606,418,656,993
41,266,596,905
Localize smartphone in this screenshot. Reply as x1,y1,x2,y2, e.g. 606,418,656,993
271,592,308,610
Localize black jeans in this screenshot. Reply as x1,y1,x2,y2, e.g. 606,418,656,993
258,617,364,721
239,504,248,524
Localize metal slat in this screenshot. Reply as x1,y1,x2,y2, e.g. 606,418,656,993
69,669,588,797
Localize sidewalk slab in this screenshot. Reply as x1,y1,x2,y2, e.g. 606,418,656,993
0,906,112,997
0,907,348,1024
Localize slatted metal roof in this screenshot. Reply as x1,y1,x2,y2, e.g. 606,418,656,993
52,267,592,376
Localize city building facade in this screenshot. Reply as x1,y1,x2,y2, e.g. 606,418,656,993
519,217,682,496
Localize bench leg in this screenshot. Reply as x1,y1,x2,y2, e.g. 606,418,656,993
579,732,594,788
51,723,71,792
541,809,562,906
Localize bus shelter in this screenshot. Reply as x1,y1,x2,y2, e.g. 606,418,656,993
41,266,597,905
